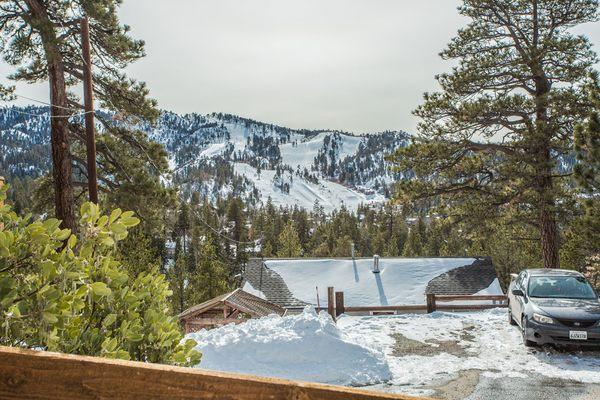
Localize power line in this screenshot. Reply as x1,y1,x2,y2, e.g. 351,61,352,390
1,106,94,118
3,97,165,178
11,94,75,111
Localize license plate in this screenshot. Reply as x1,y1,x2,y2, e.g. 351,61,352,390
569,331,588,340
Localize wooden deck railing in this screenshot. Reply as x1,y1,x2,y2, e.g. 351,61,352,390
0,346,431,400
324,289,507,319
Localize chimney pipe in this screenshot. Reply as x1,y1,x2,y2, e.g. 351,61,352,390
373,254,380,273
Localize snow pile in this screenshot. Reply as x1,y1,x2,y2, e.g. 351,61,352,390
263,258,486,306
186,306,392,386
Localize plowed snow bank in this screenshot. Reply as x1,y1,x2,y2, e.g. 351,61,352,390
186,306,391,386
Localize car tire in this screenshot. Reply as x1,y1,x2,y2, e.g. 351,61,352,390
508,304,517,326
521,316,536,347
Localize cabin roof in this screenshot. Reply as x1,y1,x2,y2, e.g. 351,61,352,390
178,288,285,321
241,257,501,308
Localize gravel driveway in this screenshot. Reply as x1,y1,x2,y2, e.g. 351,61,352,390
338,309,600,399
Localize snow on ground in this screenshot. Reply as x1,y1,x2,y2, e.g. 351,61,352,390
338,309,600,396
279,132,328,169
264,258,483,306
186,307,600,396
279,132,362,170
199,142,228,158
186,306,391,386
474,278,502,295
233,162,384,212
223,122,251,152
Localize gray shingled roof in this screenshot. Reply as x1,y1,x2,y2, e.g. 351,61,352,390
425,258,497,295
242,259,308,308
242,257,499,308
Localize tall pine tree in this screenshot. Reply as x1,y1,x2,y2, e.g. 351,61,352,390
389,0,599,268
0,0,165,230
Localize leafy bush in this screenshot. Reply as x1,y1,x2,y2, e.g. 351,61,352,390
0,185,200,366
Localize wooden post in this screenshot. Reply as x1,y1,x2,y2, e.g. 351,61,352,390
81,16,98,204
335,291,345,317
426,293,436,313
315,286,320,309
327,286,335,321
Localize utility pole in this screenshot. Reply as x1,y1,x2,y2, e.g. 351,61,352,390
81,16,98,203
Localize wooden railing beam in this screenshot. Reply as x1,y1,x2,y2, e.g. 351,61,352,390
0,346,430,400
434,295,507,302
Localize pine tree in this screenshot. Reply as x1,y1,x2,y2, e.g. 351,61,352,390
0,0,169,236
385,233,400,257
277,221,302,258
424,220,443,257
389,0,599,268
573,71,600,257
168,247,188,314
226,196,248,272
402,226,423,257
188,241,229,304
332,235,353,257
575,71,600,194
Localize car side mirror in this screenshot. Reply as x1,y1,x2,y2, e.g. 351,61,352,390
512,289,524,297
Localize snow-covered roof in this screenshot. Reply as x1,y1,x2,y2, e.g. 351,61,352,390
242,257,501,308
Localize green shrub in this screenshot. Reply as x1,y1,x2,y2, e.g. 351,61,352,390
0,185,199,366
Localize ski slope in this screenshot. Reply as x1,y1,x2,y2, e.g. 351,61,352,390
279,131,362,170
234,162,383,212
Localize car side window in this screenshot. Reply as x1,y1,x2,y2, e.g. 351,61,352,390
517,273,527,290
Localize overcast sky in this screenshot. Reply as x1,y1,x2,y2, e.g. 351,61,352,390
1,1,599,133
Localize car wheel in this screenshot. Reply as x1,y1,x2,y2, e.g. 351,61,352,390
521,316,536,347
508,304,517,326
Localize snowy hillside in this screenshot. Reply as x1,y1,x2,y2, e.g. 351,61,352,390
233,163,386,211
148,112,411,211
0,106,410,212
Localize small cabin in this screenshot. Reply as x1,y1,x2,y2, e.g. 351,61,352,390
178,288,286,333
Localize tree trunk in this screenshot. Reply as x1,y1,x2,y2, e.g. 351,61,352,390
25,0,76,230
48,61,76,230
539,200,559,268
532,62,559,268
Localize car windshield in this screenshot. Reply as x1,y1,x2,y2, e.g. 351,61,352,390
528,275,597,300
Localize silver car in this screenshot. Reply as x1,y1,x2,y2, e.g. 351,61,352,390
508,269,600,347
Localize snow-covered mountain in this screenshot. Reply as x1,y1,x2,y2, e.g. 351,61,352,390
0,106,410,211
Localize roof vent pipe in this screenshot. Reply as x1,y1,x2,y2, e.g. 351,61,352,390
373,255,380,273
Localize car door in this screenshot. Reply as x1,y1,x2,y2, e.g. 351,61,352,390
512,272,527,325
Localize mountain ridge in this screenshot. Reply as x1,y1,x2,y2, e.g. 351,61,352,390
0,105,410,212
